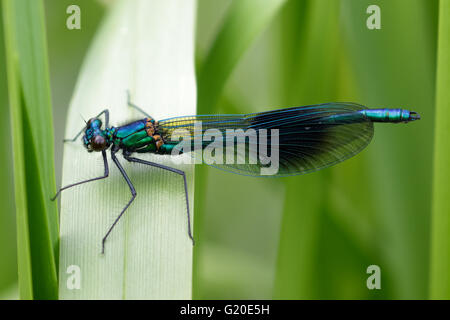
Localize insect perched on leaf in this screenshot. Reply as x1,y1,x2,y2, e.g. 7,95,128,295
53,92,420,253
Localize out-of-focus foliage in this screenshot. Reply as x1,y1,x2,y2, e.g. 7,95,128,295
0,6,17,299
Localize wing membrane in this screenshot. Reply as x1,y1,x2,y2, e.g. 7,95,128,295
157,103,374,177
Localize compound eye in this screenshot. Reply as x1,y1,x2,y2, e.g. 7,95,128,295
86,118,95,127
91,135,107,151
87,118,102,128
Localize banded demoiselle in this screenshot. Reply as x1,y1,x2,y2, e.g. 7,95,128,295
53,93,420,253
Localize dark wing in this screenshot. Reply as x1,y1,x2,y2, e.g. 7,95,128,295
157,103,374,177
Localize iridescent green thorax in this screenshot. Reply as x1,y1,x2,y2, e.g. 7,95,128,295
359,108,420,123
82,116,165,153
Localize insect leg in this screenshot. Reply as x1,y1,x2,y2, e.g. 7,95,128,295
102,149,137,254
63,109,110,143
126,90,151,118
51,150,109,200
123,154,195,246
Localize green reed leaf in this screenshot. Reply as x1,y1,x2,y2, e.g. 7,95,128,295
2,0,58,299
0,7,17,296
430,0,450,299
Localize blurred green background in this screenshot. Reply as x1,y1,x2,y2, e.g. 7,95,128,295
0,0,440,299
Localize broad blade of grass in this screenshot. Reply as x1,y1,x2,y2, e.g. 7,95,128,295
430,0,450,299
58,0,196,299
2,0,58,299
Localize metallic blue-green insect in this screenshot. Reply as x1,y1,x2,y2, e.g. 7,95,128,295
53,93,420,253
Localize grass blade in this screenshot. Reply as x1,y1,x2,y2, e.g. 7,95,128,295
430,0,450,299
58,0,197,299
2,0,58,299
0,8,17,295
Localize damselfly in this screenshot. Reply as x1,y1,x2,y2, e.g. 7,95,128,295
53,93,420,253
